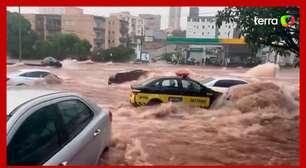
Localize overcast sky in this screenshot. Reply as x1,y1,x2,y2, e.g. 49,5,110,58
7,7,224,30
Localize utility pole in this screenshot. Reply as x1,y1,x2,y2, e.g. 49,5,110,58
139,27,144,63
43,15,47,40
18,6,22,62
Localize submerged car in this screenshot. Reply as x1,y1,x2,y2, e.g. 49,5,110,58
7,69,61,86
129,72,222,108
108,69,147,85
7,88,112,165
41,57,62,68
201,77,248,93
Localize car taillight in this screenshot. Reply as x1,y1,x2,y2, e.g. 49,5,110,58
109,111,112,122
132,89,140,93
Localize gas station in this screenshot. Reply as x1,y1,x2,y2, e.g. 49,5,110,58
166,37,254,66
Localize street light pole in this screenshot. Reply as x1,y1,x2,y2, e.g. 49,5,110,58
140,27,143,63
18,6,22,62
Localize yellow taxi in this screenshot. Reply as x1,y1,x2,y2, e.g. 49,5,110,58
129,72,222,108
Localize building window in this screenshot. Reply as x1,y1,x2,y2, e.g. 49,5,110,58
212,25,214,29
193,32,196,34
228,25,231,29
202,32,204,36
202,25,205,29
208,25,210,28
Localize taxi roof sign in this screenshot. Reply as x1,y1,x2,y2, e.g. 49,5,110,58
175,70,190,78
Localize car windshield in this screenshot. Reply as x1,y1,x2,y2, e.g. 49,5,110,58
201,77,215,84
140,78,156,86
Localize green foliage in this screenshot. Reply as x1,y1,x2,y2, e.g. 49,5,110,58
71,40,92,61
92,46,135,62
216,7,299,57
7,12,38,59
33,40,52,59
7,11,92,61
48,33,91,61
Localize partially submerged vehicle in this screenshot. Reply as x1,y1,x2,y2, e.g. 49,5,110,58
129,71,222,108
41,57,62,68
108,69,148,85
7,69,62,86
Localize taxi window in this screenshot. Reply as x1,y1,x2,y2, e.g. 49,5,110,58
182,79,202,92
161,79,179,88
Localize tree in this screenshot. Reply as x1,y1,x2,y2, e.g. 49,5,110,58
7,11,38,59
71,40,92,61
216,7,299,57
92,46,135,62
33,40,52,59
49,33,92,60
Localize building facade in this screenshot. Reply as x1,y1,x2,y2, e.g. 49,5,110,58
23,14,62,40
186,16,239,39
168,7,181,32
105,16,129,48
217,22,238,39
23,7,107,50
109,12,144,46
186,16,217,38
139,14,161,37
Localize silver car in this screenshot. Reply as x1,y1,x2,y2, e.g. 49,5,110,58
7,88,112,166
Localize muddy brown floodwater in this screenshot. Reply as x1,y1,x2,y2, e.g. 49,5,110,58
7,61,300,166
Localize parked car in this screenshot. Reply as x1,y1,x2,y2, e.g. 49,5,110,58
7,69,61,86
7,88,112,165
200,77,248,93
41,57,62,68
129,72,222,108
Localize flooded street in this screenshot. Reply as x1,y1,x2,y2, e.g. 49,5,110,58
7,61,300,165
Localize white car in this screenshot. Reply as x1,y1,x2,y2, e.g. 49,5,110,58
200,77,248,93
7,69,60,86
7,88,112,165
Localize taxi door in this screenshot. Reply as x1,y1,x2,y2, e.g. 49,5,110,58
180,79,211,108
159,79,184,103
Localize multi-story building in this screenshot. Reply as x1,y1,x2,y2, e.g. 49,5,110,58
23,14,62,40
186,16,217,38
23,7,107,49
62,15,107,49
109,12,144,46
105,15,129,48
186,15,239,39
217,22,239,39
139,14,161,37
168,7,181,32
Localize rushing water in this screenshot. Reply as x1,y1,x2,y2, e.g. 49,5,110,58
7,61,300,165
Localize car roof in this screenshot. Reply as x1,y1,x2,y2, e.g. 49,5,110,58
19,69,51,73
210,76,248,82
7,88,64,116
